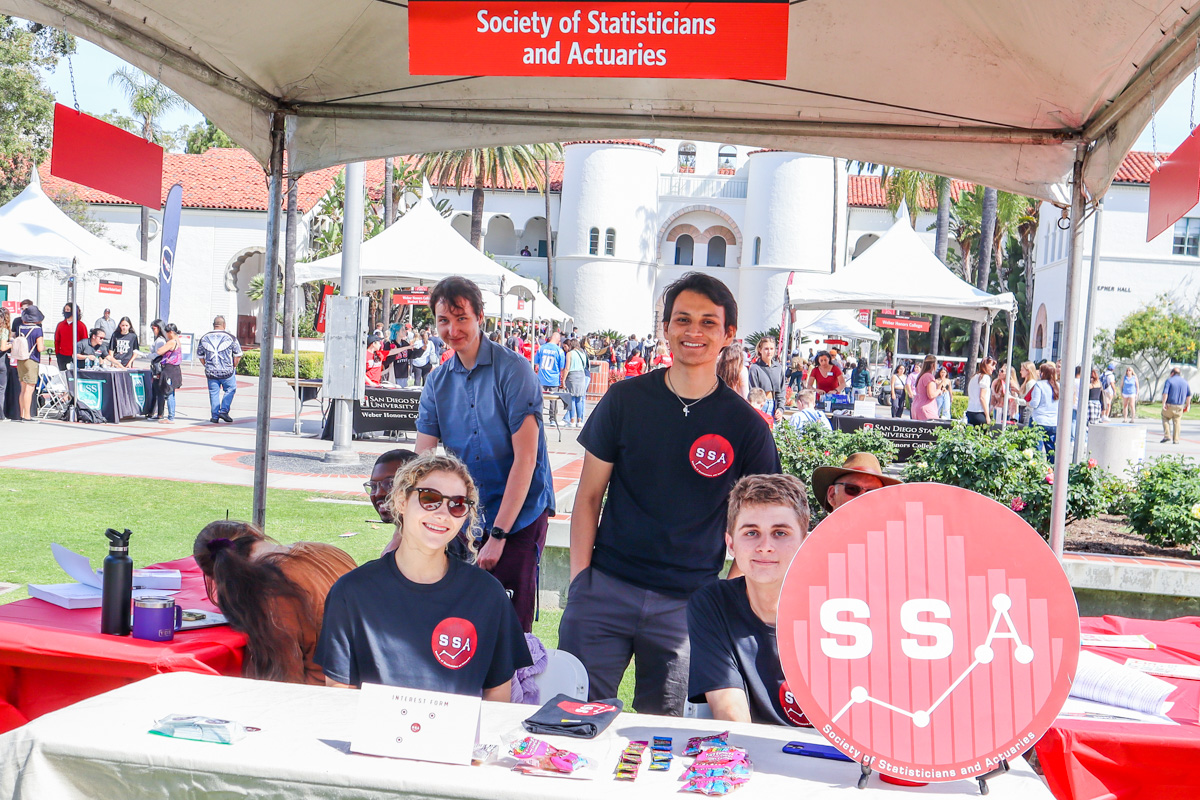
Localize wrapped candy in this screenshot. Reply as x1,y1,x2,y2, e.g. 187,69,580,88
510,736,554,759
681,776,748,796
683,731,730,756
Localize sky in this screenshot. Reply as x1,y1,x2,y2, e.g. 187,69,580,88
35,32,1200,159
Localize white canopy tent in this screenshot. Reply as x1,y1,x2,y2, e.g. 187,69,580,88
482,288,571,324
795,310,881,343
0,170,157,283
295,185,538,298
786,216,1015,324
20,0,1195,546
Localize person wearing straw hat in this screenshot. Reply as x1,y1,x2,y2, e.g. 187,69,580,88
811,452,902,513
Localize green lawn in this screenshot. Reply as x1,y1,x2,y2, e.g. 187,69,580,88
1137,401,1200,421
4,470,637,706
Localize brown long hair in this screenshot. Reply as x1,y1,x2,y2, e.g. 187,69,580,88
717,344,745,394
918,354,937,379
193,521,314,682
1038,362,1060,400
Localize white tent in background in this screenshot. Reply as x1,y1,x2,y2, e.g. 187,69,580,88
483,288,571,323
796,309,881,342
294,183,538,298
786,216,1015,323
0,170,157,282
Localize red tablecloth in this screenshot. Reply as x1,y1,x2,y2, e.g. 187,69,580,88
1035,616,1200,800
0,556,247,733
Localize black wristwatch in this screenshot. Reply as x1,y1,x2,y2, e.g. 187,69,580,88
489,526,510,541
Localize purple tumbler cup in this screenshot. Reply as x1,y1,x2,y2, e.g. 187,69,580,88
132,596,183,642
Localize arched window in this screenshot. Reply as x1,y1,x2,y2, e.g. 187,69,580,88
1034,325,1044,349
707,236,727,267
677,143,697,173
717,145,737,174
675,234,694,265
588,227,599,256
753,237,762,265
604,228,616,256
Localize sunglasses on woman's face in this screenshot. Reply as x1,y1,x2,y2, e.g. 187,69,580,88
411,487,474,518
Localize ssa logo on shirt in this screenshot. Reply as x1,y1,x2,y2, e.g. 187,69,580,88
689,434,734,478
431,617,477,670
779,681,812,727
557,700,618,716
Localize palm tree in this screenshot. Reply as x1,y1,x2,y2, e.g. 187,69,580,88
881,168,938,355
417,144,562,250
931,176,952,355
966,188,998,377
109,67,188,336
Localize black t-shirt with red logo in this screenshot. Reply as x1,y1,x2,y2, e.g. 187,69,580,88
686,576,810,728
578,369,780,597
315,555,532,694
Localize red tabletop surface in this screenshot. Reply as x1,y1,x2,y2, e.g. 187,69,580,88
0,556,247,733
1035,616,1200,800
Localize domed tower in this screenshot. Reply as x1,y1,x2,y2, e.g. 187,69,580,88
738,151,844,335
556,140,662,334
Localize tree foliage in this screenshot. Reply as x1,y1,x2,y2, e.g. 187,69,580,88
45,185,108,238
0,17,73,204
108,66,188,145
1111,299,1200,396
183,119,236,154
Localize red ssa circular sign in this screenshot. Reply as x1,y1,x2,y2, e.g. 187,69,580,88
778,483,1078,784
431,617,478,670
557,701,618,716
689,434,734,478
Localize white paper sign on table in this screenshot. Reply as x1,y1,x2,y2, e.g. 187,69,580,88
1070,651,1175,715
1079,633,1156,649
349,683,480,766
1124,658,1200,681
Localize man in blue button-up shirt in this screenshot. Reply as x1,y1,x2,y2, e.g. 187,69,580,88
416,277,555,631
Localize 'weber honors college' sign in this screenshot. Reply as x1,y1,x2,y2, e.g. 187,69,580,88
409,1,789,78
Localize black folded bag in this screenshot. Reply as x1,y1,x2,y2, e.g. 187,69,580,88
522,693,624,739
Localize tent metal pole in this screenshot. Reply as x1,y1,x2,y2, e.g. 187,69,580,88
328,161,366,462
1073,199,1104,463
251,113,286,529
1003,307,1016,434
982,317,991,361
69,259,78,423
1049,149,1088,559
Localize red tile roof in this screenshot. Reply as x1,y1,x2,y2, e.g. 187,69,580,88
1112,150,1170,184
39,148,342,213
847,176,975,209
563,139,664,153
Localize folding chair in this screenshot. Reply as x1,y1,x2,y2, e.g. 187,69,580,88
34,365,72,422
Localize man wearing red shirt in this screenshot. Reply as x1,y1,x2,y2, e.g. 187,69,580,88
54,303,88,371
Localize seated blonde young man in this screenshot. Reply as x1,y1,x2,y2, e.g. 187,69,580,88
686,474,812,726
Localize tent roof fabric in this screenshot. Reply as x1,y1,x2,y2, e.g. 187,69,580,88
294,187,538,296
786,216,1014,323
0,171,157,281
4,0,1197,202
482,289,571,322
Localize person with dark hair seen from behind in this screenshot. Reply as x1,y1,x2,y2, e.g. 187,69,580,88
415,276,555,632
194,521,356,684
154,323,184,424
559,271,781,716
910,354,942,421
1161,366,1192,444
316,452,531,696
688,474,813,726
197,315,243,424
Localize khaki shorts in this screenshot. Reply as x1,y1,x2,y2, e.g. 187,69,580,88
16,359,38,385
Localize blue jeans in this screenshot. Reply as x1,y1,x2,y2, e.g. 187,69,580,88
167,393,176,421
207,374,236,418
1037,424,1058,464
568,394,586,422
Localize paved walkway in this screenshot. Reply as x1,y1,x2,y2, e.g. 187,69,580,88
0,369,587,519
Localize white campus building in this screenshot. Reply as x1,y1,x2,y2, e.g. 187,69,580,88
6,142,1184,351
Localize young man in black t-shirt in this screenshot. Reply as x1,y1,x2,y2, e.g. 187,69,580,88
687,474,812,727
559,273,781,716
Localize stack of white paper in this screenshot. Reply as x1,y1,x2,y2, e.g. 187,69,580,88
28,543,181,609
1069,650,1176,715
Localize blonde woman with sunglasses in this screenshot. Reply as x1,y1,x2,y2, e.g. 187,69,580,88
316,452,531,699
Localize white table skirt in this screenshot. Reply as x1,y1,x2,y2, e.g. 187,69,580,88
0,672,1052,799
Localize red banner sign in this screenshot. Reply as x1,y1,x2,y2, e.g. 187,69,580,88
393,287,430,306
857,309,871,326
408,1,789,79
778,484,1078,784
1147,126,1200,242
876,316,930,332
51,104,164,209
315,284,336,334
98,280,122,295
